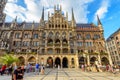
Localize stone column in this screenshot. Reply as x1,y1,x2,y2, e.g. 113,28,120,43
61,48,62,54
25,56,28,65
61,58,63,69
53,57,55,68
98,54,101,64
45,48,47,54
87,55,90,65
76,55,79,68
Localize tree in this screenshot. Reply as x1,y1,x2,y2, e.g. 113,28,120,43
0,54,19,66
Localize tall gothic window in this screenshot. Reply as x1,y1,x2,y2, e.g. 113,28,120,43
62,32,66,38
69,32,72,38
23,41,29,47
49,24,51,28
42,32,46,38
24,33,30,38
33,41,39,47
85,42,93,47
48,32,53,38
94,34,100,39
33,34,38,39
77,42,83,46
15,33,20,39
55,32,59,38
71,58,74,64
86,34,91,39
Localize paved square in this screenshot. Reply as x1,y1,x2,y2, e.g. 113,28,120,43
0,68,120,80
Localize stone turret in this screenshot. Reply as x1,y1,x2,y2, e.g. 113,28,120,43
40,7,45,27
10,16,17,29
97,15,103,31
71,8,76,27
32,21,35,30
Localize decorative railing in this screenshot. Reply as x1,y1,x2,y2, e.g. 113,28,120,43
47,43,53,46
62,43,68,46
54,43,61,46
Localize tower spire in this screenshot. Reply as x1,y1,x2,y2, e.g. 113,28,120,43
97,15,103,31
71,8,76,27
15,16,17,22
72,8,75,22
41,7,44,20
40,7,45,27
97,15,102,25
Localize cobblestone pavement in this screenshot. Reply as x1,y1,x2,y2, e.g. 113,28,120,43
0,68,120,80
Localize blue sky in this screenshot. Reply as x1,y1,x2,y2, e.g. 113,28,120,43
4,0,120,39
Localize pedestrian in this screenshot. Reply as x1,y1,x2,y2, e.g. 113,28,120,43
81,64,85,71
40,65,45,75
35,63,40,75
58,65,60,70
12,66,24,80
8,65,13,75
1,64,6,75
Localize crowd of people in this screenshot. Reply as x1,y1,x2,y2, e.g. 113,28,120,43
0,63,120,80
80,64,120,74
0,63,45,80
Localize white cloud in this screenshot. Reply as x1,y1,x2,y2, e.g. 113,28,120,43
4,0,94,23
94,0,110,22
8,0,17,3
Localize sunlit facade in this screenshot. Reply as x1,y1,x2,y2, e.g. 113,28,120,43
0,1,110,68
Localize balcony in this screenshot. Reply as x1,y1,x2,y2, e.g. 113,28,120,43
62,43,68,46
47,43,53,46
54,43,61,47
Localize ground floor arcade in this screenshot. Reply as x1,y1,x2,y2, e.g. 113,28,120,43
16,54,109,68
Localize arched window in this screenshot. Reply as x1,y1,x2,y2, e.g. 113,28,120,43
94,34,100,39
48,48,53,54
70,41,74,46
48,32,53,38
55,32,60,38
86,34,91,39
69,32,72,38
62,32,66,38
15,33,20,39
65,24,67,28
33,33,38,39
77,34,81,39
71,49,74,53
48,39,53,44
71,58,74,64
24,33,30,38
49,24,51,28
42,32,46,38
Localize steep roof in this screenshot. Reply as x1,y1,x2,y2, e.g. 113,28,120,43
106,28,120,41
76,23,100,31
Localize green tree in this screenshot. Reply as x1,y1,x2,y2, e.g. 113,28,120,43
0,54,19,66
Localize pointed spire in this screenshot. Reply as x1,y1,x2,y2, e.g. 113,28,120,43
54,5,56,11
41,7,44,20
32,21,35,30
60,5,62,11
22,20,26,30
72,8,75,21
97,15,103,31
48,11,50,18
15,16,17,22
97,15,102,25
66,11,68,20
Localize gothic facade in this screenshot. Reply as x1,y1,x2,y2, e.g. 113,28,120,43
0,1,110,68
